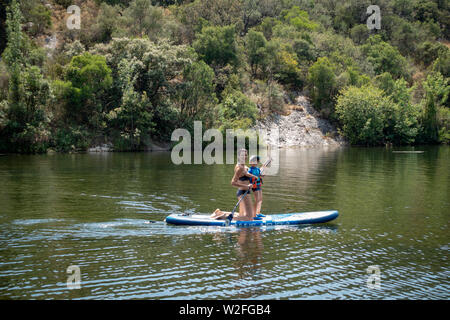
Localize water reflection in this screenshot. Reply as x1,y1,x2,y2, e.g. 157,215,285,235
0,147,448,299
234,228,264,278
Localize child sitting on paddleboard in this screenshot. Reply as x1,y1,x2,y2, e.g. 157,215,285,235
248,155,265,219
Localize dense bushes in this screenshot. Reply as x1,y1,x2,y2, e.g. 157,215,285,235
63,53,113,127
307,57,336,115
335,76,445,146
193,25,240,68
0,0,51,153
218,89,258,130
419,72,449,144
361,35,409,80
335,86,388,146
0,0,449,153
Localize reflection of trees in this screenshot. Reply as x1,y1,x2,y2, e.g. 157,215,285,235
334,146,449,226
234,228,264,279
264,148,340,213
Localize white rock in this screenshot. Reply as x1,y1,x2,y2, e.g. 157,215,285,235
256,95,346,148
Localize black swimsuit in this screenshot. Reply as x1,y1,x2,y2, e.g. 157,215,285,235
237,175,251,197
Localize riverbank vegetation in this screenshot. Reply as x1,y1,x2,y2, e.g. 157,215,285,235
0,0,449,152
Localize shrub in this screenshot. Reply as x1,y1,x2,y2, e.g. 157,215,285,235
28,4,51,36
432,48,450,78
382,79,420,145
335,85,387,145
307,57,336,111
416,41,449,66
193,25,239,68
246,29,267,77
281,6,318,31
64,53,112,126
419,72,449,143
217,89,258,130
361,35,408,79
53,126,90,152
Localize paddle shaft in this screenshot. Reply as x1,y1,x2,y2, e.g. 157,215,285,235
226,188,250,225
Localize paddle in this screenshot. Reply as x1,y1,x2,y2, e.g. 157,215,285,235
260,157,272,175
225,187,251,226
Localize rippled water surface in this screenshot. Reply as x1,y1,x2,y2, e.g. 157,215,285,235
0,147,448,299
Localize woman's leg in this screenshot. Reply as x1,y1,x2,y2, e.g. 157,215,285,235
239,201,244,216
242,196,254,220
236,196,254,221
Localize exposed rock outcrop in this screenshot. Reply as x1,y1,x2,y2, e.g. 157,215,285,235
257,95,346,148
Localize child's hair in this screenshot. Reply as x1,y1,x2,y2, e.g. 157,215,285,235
249,155,260,164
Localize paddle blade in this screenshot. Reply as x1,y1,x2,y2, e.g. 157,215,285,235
225,214,232,226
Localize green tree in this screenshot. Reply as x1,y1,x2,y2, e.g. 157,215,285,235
242,0,262,33
92,37,194,138
93,2,122,43
375,72,396,96
382,79,419,144
217,89,258,130
307,57,336,112
413,0,439,22
281,6,318,31
416,41,449,66
193,25,239,68
107,58,154,150
349,24,369,45
261,39,303,88
361,35,408,79
0,0,51,153
258,17,280,40
175,0,243,43
432,49,450,78
2,0,23,109
123,0,164,38
175,60,218,128
28,4,52,36
419,72,449,143
0,0,9,57
245,29,267,77
1,66,51,153
389,17,417,56
335,85,387,146
293,38,316,62
64,53,113,128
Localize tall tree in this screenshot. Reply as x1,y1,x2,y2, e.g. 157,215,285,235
0,0,10,57
3,0,23,111
420,72,449,143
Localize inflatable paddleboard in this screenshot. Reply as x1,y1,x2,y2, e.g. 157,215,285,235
165,210,338,227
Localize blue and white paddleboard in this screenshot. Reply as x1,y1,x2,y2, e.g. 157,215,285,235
165,210,338,227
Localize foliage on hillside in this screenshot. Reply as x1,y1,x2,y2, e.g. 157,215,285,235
0,0,449,152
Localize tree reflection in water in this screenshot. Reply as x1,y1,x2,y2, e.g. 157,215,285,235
234,228,264,279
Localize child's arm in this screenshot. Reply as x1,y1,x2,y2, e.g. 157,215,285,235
244,171,258,179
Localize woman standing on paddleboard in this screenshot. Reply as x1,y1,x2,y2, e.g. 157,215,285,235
231,148,258,221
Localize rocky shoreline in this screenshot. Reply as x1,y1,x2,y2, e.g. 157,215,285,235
53,94,345,153
256,95,346,148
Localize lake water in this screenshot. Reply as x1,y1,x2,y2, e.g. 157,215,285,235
0,146,448,299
